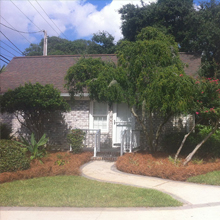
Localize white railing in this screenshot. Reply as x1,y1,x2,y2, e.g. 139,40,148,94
121,130,140,156
81,129,101,157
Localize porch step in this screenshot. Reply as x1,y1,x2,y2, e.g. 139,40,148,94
91,151,120,161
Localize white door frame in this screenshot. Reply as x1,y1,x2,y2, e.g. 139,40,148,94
112,103,134,147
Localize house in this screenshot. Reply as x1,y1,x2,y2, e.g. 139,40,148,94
0,53,201,155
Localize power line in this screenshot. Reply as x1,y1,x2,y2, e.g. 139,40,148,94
28,0,60,36
35,0,68,39
0,31,23,55
0,46,19,57
0,16,32,44
0,40,22,55
0,23,43,34
10,0,42,32
1,53,14,59
0,55,10,62
0,58,9,64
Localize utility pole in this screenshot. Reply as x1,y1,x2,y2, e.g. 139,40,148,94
43,30,47,56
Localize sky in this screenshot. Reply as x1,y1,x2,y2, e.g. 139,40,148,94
0,0,200,67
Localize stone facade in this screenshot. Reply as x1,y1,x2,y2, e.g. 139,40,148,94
0,100,115,150
0,99,194,151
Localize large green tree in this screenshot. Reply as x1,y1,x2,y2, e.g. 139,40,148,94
196,0,220,78
119,0,220,78
0,83,70,141
119,0,194,46
23,31,116,56
65,27,194,152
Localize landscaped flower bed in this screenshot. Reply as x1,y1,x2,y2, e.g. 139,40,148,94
0,151,92,184
116,152,220,181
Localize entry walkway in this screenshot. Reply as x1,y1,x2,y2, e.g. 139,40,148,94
81,161,220,206
1,161,220,220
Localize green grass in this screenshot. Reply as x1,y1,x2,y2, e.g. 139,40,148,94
187,170,220,186
0,176,182,207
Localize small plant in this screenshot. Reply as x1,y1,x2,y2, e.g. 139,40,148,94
168,156,181,166
155,161,163,165
128,157,139,166
67,129,85,153
191,158,203,165
55,159,66,166
15,133,48,160
57,154,63,159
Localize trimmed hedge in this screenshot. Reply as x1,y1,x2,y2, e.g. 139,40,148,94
0,140,30,173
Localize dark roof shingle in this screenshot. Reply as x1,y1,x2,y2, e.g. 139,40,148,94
0,53,200,94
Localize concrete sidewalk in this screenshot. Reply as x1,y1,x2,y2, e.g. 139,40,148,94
81,161,220,206
1,160,220,220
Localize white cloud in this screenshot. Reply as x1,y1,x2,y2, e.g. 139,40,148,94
68,0,155,41
1,0,156,45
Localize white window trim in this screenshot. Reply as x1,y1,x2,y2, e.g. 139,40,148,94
89,101,109,133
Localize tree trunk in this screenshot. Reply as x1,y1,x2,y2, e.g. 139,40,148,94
154,113,172,152
131,107,152,151
148,112,154,152
183,120,219,166
174,119,201,162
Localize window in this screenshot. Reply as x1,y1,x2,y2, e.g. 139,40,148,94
90,102,108,132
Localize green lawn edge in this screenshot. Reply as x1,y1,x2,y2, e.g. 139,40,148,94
187,170,220,186
0,175,182,207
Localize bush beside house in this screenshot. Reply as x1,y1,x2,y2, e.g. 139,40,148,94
0,140,30,173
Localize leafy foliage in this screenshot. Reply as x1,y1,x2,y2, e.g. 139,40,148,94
0,140,30,173
90,31,116,54
15,133,48,160
0,83,70,141
119,0,220,78
194,78,220,123
194,1,220,78
66,27,194,152
23,32,116,56
65,57,118,102
119,0,194,44
67,129,85,153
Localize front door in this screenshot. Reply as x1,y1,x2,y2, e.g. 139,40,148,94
112,103,134,147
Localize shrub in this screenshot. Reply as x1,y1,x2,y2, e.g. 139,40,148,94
0,140,30,173
67,129,85,153
0,123,12,140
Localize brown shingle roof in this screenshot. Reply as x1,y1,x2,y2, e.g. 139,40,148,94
0,53,200,94
179,52,201,77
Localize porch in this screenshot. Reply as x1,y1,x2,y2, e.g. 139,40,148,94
78,129,141,160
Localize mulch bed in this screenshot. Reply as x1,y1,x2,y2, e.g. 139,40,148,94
0,151,92,184
2,151,220,184
116,152,220,181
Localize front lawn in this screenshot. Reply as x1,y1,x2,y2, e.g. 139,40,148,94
0,175,182,207
187,170,220,185
0,150,182,207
